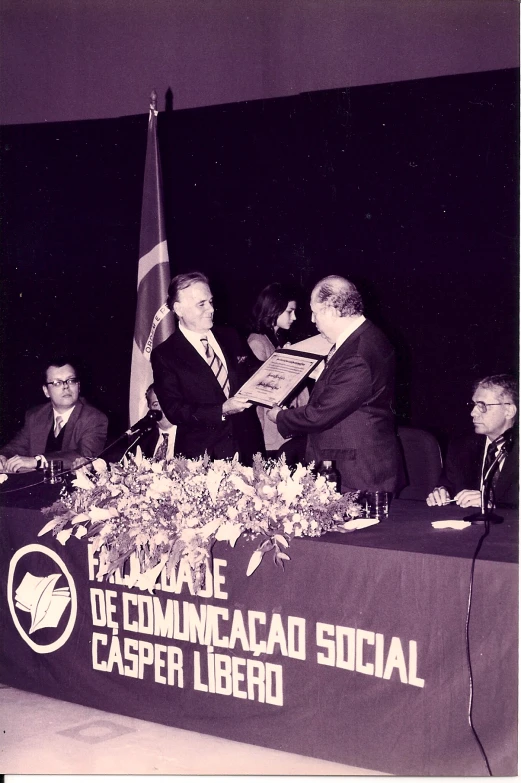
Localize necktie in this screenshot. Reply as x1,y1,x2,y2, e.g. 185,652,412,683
154,433,169,462
325,344,337,365
482,434,507,492
54,415,64,438
200,337,230,398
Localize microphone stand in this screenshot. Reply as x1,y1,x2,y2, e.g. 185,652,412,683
54,416,160,481
464,447,507,525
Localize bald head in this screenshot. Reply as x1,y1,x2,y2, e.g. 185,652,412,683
311,275,363,317
310,275,364,343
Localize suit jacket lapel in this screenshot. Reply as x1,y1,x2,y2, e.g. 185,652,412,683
61,401,83,451
33,404,54,454
213,328,238,394
495,436,518,496
176,329,228,398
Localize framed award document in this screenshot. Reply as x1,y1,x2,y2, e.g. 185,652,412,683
237,349,323,408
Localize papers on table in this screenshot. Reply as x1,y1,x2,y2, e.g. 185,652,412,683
337,517,380,531
431,520,472,530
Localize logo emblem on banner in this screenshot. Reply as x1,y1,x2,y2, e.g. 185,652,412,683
7,544,77,653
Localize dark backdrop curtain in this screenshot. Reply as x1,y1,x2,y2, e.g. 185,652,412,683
0,68,518,447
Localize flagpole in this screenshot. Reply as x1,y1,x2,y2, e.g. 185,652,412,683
128,90,175,426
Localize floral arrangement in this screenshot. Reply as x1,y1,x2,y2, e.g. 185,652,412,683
40,451,363,594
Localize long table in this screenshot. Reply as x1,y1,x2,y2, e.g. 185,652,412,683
0,475,517,775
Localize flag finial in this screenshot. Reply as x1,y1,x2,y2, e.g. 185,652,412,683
150,90,158,112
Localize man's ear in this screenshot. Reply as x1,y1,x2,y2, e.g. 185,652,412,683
173,301,182,319
505,403,517,424
42,385,50,399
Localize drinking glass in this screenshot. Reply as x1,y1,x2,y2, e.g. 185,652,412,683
43,459,63,484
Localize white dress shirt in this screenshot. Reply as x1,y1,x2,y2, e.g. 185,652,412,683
153,425,177,460
178,324,228,369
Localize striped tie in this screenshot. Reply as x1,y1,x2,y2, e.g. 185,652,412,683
201,337,230,398
154,433,169,462
54,415,64,438
325,344,337,365
482,433,507,492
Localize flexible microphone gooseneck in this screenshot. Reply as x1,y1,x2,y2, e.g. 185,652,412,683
464,439,511,525
0,410,164,493
125,409,162,435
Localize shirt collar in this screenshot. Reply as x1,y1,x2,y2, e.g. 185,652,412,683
52,405,76,425
179,323,211,348
334,315,366,350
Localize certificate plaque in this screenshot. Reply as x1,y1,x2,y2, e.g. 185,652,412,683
237,349,323,408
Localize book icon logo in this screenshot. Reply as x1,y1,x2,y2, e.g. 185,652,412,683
7,544,77,654
14,572,71,634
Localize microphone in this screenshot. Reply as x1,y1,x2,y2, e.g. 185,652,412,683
125,409,162,435
465,442,510,525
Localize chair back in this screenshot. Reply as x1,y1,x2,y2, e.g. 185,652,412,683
397,426,442,501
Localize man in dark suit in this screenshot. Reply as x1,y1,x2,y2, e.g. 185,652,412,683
427,374,518,508
267,275,400,494
0,358,108,472
130,384,177,460
152,271,263,463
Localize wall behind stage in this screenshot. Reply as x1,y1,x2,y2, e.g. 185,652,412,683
0,68,518,450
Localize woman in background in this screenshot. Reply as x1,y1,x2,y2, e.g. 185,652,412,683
248,283,308,458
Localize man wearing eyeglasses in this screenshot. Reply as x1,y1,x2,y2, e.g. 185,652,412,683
427,374,518,508
0,358,108,473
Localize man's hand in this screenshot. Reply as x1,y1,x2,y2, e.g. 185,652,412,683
222,394,252,417
0,455,8,472
426,486,451,506
5,455,37,473
454,489,482,508
266,405,282,423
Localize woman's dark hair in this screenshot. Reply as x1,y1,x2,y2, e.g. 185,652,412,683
250,283,297,345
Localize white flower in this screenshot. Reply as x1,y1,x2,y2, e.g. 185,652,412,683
206,468,224,503
277,476,302,505
72,471,96,490
283,520,295,535
279,463,291,480
230,474,255,496
150,476,173,494
89,506,118,521
215,521,243,546
56,529,72,545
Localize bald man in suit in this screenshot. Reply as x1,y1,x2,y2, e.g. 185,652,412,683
267,275,400,494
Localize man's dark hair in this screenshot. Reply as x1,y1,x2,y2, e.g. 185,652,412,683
42,357,79,385
250,282,298,337
167,272,210,311
312,275,363,317
473,374,518,408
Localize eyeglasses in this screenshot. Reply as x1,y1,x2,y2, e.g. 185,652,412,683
46,378,79,389
467,400,508,414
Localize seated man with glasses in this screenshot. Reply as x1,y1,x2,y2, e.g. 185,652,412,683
0,357,108,473
427,374,518,508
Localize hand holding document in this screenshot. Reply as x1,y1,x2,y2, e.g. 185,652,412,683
237,348,322,408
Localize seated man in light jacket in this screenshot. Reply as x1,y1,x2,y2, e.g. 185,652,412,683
0,357,108,472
